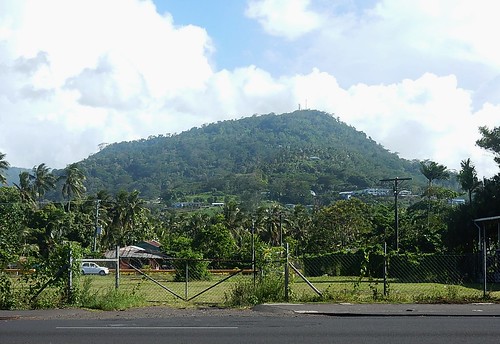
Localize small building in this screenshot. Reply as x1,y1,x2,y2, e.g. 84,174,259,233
339,191,353,200
105,240,167,270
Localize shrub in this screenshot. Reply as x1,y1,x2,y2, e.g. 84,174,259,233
0,272,15,309
226,273,286,306
172,252,210,282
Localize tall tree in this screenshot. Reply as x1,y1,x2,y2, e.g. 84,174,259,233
222,200,247,247
0,187,29,267
420,160,450,189
287,204,313,255
307,198,373,253
31,163,56,203
193,222,237,261
28,203,68,257
59,163,86,212
0,152,9,185
256,204,285,246
104,190,149,248
14,171,36,207
457,158,481,203
477,126,500,166
419,160,450,230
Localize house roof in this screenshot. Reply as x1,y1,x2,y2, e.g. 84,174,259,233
135,240,162,252
104,245,166,259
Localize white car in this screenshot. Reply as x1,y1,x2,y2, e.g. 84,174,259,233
81,262,109,276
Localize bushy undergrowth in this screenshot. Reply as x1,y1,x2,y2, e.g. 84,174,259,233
0,272,16,309
78,284,145,311
80,288,144,311
225,274,286,307
0,274,76,310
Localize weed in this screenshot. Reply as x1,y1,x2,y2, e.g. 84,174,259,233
80,287,145,311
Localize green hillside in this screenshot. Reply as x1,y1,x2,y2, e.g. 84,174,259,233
79,110,426,205
3,167,30,187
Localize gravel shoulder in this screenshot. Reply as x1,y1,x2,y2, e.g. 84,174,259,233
0,305,292,321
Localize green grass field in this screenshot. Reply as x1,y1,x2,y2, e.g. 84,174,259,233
5,270,499,310
290,275,500,303
76,272,500,306
78,271,250,306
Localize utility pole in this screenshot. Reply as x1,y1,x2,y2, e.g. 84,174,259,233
380,177,412,251
93,199,101,251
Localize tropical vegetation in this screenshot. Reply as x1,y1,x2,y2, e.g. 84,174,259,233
1,109,500,308
77,110,430,204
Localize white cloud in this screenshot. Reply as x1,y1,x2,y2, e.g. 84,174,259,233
282,70,499,178
0,0,499,183
239,0,500,177
245,0,324,40
248,0,500,100
370,0,500,69
0,0,215,168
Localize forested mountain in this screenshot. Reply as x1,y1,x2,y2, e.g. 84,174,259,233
4,167,29,186
79,110,426,205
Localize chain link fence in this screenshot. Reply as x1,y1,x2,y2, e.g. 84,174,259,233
75,255,255,306
3,247,500,309
288,251,500,302
118,257,253,304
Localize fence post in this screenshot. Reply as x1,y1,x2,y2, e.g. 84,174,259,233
115,245,120,289
185,260,189,300
68,245,73,301
284,243,289,302
252,220,256,288
482,227,487,298
383,242,388,296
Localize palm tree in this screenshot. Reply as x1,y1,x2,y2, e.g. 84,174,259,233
106,190,148,247
0,152,10,185
420,160,450,190
256,204,285,246
419,160,449,230
14,171,36,207
31,163,56,203
288,205,312,255
59,163,86,212
457,158,481,204
223,200,247,247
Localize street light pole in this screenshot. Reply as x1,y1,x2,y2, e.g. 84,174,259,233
380,177,412,251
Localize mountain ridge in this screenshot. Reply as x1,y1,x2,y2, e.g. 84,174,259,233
77,110,426,205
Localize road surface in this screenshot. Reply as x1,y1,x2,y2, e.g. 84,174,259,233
2,313,500,344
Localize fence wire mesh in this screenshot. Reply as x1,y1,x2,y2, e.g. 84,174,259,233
288,252,499,302
4,251,500,309
78,257,254,305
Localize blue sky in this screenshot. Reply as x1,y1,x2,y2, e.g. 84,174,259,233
157,1,258,70
0,0,499,178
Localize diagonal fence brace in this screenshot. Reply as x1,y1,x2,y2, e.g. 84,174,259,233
127,263,185,301
289,261,322,297
187,269,244,301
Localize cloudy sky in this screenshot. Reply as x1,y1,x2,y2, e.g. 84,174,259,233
1,0,499,178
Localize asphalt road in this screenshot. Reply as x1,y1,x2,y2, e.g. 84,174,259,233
2,314,500,344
